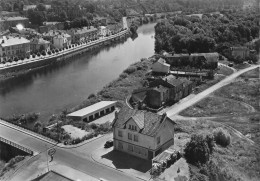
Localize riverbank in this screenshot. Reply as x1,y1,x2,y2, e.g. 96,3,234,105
0,29,129,81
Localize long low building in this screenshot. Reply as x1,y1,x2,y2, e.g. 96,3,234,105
67,101,117,122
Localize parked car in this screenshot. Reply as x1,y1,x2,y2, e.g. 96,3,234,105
104,140,113,148
228,63,233,67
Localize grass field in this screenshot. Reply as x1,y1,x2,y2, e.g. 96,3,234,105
240,67,259,78
180,96,252,117
175,118,260,181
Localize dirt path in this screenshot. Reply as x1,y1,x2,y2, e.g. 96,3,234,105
166,65,260,117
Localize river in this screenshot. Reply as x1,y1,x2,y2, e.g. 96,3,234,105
0,23,156,122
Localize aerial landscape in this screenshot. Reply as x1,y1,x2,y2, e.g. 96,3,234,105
0,0,259,181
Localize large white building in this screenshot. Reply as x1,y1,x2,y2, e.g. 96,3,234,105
0,36,30,62
112,107,175,160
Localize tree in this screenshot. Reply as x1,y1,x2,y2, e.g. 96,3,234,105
36,3,46,11
39,45,45,52
28,10,46,26
59,11,68,22
184,132,214,164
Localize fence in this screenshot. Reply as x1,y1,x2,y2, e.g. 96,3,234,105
0,136,33,155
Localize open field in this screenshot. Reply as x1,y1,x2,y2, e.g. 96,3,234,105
175,118,260,181
240,67,259,78
180,96,253,117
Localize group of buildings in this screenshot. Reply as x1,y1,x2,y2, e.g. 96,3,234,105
0,24,118,62
130,75,193,110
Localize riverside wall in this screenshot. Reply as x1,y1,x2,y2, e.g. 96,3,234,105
0,30,129,74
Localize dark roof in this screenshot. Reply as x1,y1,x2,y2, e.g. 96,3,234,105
32,171,74,181
163,75,183,87
112,107,175,137
179,78,193,86
152,85,169,93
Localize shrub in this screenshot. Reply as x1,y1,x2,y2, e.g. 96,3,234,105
88,93,96,99
14,57,18,62
90,123,98,129
37,52,41,57
55,49,59,53
21,57,24,60
32,54,36,58
184,132,214,164
48,51,51,55
119,73,128,79
123,66,137,74
52,50,55,53
213,127,231,147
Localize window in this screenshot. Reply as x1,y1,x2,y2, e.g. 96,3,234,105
128,133,132,140
135,126,137,131
128,144,133,152
157,137,160,145
134,135,138,142
2,48,4,51
118,130,122,137
129,125,131,129
118,141,123,150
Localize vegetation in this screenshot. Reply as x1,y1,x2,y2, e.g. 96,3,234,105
154,9,258,64
0,156,25,177
184,132,214,164
213,127,231,147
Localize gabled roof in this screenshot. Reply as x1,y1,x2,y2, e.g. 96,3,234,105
157,58,170,66
163,75,183,88
112,107,175,137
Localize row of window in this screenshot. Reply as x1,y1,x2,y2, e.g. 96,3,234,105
2,45,28,51
128,124,137,131
118,141,147,156
118,130,138,142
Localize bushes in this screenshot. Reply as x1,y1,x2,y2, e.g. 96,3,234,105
119,73,128,79
123,66,137,74
32,54,36,58
184,132,214,164
37,52,41,57
213,127,231,147
48,51,52,55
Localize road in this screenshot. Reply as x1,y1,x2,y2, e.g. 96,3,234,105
166,64,260,118
1,64,259,181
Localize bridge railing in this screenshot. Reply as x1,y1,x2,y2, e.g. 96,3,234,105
0,119,58,144
0,137,33,155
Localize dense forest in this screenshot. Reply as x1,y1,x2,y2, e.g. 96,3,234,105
154,9,259,62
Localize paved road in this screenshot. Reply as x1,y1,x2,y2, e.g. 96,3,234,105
1,64,259,181
167,64,260,118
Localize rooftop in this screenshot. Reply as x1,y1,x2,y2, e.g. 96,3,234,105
157,58,170,66
32,170,73,181
112,107,175,136
0,16,28,21
0,36,30,47
68,101,117,117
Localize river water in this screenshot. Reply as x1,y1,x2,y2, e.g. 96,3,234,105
0,23,156,121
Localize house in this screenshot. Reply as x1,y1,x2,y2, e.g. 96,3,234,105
99,26,110,37
67,26,98,43
112,107,175,160
164,52,219,70
179,78,193,97
152,58,170,74
230,47,249,59
30,38,50,53
0,17,29,32
53,33,71,49
146,85,169,108
0,36,30,62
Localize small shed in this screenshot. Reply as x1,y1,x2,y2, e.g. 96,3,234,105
67,101,117,122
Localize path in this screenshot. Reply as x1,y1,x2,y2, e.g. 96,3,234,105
166,64,260,117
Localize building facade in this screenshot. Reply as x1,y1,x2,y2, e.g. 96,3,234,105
152,58,170,74
112,107,175,160
53,33,71,49
30,38,50,53
67,27,98,44
230,47,250,59
0,17,29,32
0,36,30,62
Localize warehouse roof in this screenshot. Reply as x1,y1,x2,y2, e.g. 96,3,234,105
67,101,117,117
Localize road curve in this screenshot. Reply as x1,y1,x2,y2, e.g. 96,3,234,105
167,64,260,118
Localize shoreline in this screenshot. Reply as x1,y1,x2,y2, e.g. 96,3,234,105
0,30,130,81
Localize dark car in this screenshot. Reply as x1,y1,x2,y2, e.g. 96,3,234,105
228,63,233,67
104,140,113,148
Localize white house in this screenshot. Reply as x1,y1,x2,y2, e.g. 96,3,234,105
112,107,175,160
99,26,110,37
152,58,170,74
53,33,71,49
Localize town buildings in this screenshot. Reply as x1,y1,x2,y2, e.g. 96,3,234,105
0,36,30,61
53,34,71,49
30,38,50,53
164,52,219,70
0,17,29,32
130,75,193,109
67,27,98,44
112,107,175,160
230,46,250,59
152,58,170,74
